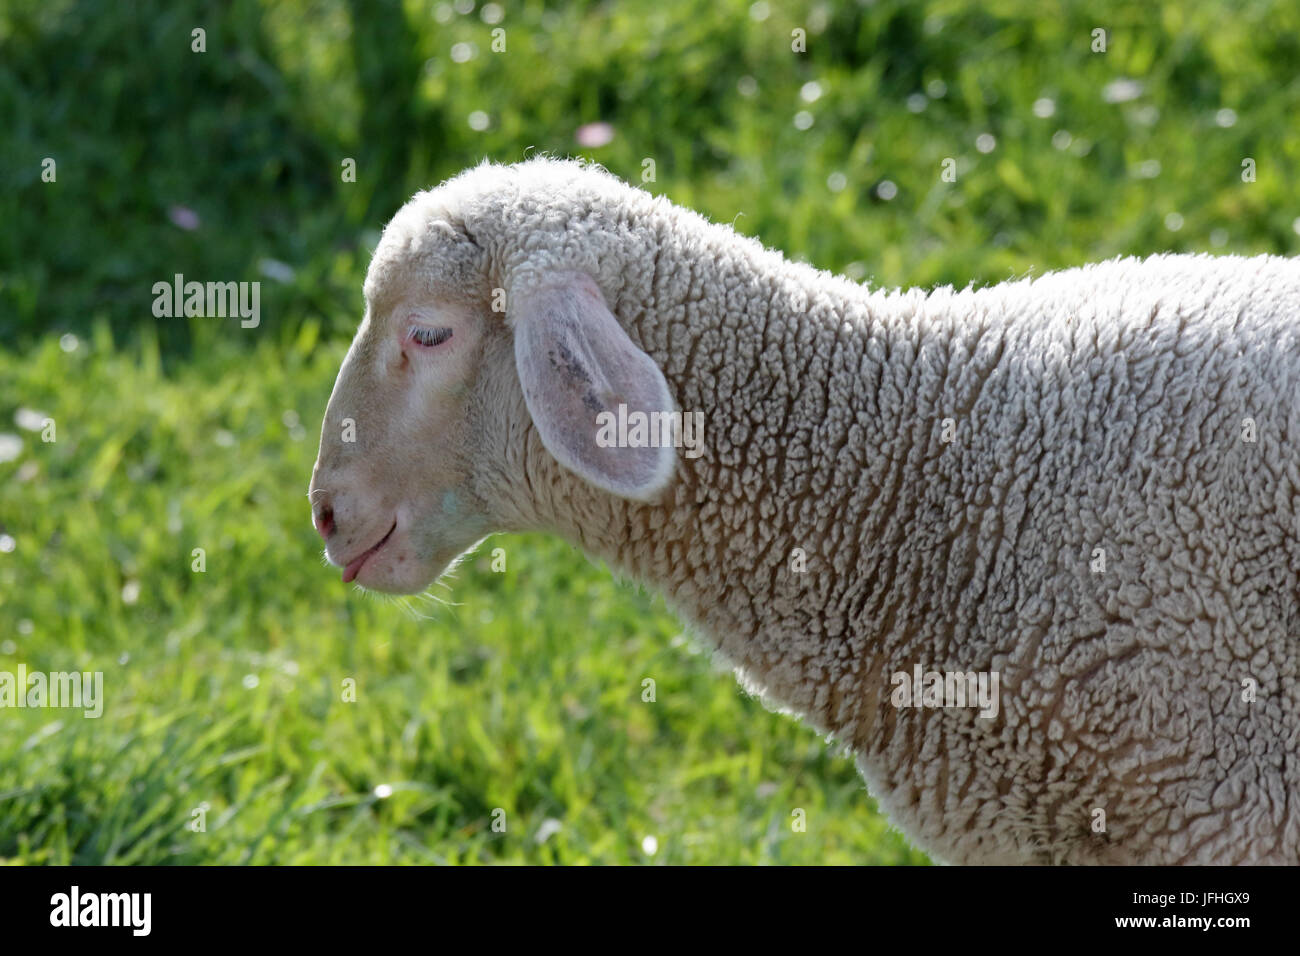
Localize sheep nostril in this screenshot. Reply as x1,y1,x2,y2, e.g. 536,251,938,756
314,505,335,539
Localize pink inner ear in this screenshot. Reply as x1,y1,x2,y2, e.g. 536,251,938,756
513,271,677,501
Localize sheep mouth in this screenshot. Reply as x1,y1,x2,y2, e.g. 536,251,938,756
341,520,398,583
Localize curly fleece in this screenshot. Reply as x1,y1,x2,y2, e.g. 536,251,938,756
381,159,1300,864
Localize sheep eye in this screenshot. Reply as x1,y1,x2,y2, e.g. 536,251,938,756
407,325,452,348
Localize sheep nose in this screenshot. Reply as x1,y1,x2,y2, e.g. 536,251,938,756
313,503,335,539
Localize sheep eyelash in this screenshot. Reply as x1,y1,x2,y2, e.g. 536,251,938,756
406,325,453,348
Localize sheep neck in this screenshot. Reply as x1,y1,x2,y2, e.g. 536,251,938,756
530,237,958,751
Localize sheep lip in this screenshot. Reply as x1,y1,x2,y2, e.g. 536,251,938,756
340,520,398,583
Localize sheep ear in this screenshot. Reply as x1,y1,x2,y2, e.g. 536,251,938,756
512,271,676,501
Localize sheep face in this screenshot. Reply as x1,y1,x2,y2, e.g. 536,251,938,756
310,171,678,594
308,218,507,593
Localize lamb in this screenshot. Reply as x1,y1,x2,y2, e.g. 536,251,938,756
308,157,1300,865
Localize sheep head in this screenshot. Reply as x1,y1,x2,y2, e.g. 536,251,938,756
308,161,677,593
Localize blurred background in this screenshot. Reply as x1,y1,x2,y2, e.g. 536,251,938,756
0,0,1297,863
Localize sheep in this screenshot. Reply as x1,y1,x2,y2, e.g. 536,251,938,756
308,157,1300,865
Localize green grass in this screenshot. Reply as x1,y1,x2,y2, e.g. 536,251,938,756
1,0,1299,864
